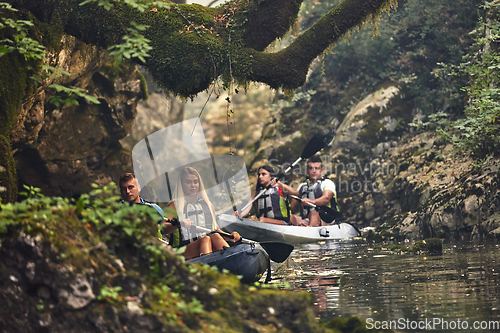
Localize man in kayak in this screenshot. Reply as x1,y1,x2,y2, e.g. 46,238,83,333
286,155,339,227
119,172,165,218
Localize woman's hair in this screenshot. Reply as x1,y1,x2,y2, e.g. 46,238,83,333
255,165,275,193
172,166,216,227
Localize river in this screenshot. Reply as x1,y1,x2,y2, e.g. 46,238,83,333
271,241,500,332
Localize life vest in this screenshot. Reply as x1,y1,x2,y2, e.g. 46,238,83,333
182,198,216,239
298,177,339,218
255,187,290,223
140,198,165,218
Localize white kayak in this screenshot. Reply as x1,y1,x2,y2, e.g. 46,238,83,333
217,214,360,245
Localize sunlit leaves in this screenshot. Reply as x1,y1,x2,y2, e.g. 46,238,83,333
48,84,100,107
0,2,45,59
437,5,500,157
108,21,152,63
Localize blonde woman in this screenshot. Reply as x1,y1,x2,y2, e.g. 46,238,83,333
166,166,240,259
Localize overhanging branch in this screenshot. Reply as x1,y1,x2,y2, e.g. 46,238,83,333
240,0,397,90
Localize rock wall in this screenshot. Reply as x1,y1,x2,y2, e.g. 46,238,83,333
10,36,146,198
244,85,500,241
328,88,500,241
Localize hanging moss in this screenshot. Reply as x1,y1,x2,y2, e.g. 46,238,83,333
0,135,17,203
0,23,40,204
0,6,63,203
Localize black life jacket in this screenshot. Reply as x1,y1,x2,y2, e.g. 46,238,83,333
255,187,290,223
298,177,338,218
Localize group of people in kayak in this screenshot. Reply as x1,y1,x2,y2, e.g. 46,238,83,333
241,155,338,227
119,154,337,259
119,169,241,260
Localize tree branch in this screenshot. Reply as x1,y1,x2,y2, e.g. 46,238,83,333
243,0,397,90
8,0,396,96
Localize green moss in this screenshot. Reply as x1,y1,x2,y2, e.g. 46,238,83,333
411,238,443,254
0,136,17,203
356,93,413,147
0,6,65,203
0,52,37,204
137,70,148,100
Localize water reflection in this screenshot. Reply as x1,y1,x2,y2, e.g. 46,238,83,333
271,241,500,330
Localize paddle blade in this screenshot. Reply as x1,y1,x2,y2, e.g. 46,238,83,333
260,242,294,263
301,128,335,159
318,205,342,223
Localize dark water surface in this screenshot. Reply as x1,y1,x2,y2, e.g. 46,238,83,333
271,241,500,332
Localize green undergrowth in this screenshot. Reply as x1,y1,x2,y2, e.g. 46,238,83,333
0,182,384,332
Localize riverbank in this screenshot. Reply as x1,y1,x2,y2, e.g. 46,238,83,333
0,186,392,333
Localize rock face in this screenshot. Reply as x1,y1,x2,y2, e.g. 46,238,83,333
10,36,145,198
242,84,500,241
329,90,500,240
332,86,400,154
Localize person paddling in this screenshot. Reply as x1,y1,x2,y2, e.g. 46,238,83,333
290,155,339,227
166,166,241,259
240,166,306,226
119,173,165,217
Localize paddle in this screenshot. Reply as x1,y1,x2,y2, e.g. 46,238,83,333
238,128,335,218
290,195,341,223
194,225,294,263
283,127,335,174
238,186,271,218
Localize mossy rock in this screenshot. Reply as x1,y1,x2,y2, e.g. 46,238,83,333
411,238,443,254
0,135,17,203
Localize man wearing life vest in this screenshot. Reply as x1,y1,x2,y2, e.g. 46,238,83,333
119,173,183,243
291,155,339,227
119,173,165,217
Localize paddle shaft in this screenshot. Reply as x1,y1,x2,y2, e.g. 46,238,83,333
284,157,302,174
195,225,250,242
290,195,319,208
238,187,269,217
290,195,340,223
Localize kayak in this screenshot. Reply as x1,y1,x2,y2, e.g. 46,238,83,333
187,242,269,284
217,214,360,245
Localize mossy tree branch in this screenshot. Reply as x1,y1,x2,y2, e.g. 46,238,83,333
9,0,396,97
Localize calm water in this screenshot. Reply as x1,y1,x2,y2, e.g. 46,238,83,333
271,241,500,332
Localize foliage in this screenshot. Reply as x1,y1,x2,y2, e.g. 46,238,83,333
107,21,153,64
408,111,450,132
97,285,122,301
0,2,44,60
288,0,483,128
0,182,164,261
436,1,500,157
0,2,100,108
75,182,163,243
48,84,101,107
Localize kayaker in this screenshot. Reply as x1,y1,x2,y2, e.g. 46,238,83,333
166,166,241,259
240,166,306,226
290,155,339,227
119,172,165,218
